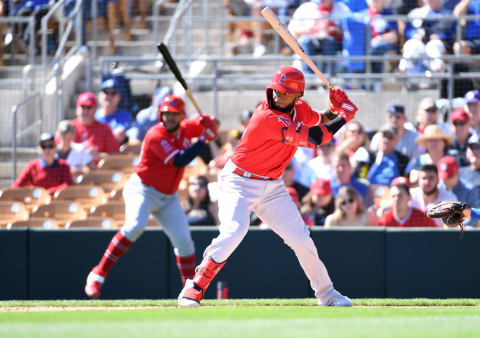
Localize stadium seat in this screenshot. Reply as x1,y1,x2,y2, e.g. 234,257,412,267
109,189,124,201
53,185,109,209
89,201,125,226
0,187,51,212
8,218,59,229
30,201,88,227
120,143,142,154
0,201,29,227
97,153,139,173
77,170,128,193
65,217,117,229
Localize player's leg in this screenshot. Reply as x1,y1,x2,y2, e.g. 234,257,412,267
178,172,258,307
152,194,196,286
255,180,351,306
85,175,151,298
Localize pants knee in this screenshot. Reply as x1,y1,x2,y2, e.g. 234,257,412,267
120,224,145,242
174,238,195,257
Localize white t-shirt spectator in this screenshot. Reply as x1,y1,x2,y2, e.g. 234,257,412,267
409,186,458,227
66,142,93,170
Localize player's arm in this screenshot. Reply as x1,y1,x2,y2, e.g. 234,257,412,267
172,139,206,167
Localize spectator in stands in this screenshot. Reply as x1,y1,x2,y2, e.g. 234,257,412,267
438,155,480,207
414,97,450,136
96,78,132,145
56,120,96,179
376,182,436,227
337,0,368,12
359,0,399,73
184,175,219,226
324,186,372,227
448,108,472,166
399,0,456,74
239,109,253,133
464,89,480,137
72,92,120,162
461,133,480,187
288,0,350,74
336,120,370,161
134,0,147,29
330,151,374,208
106,0,131,54
298,139,336,188
12,0,51,54
409,164,458,227
300,178,335,226
126,86,172,144
283,161,310,201
370,104,419,159
12,132,73,194
213,129,242,170
410,124,451,185
361,125,411,186
453,0,480,56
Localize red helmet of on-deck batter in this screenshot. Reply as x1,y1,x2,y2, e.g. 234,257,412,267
267,66,305,94
158,95,186,120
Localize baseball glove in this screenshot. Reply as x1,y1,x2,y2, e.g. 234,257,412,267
426,201,470,229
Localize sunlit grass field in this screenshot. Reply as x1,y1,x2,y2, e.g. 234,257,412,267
1,299,480,338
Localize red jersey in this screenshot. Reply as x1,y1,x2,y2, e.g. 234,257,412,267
72,119,120,154
12,158,73,194
135,118,203,194
231,100,321,179
377,207,436,227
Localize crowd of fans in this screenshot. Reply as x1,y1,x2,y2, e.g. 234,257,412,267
6,81,480,229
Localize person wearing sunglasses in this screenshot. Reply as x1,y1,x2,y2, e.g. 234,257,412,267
460,134,480,188
95,79,132,145
369,104,419,160
447,108,472,167
184,175,218,226
324,186,372,227
414,97,450,137
12,132,73,194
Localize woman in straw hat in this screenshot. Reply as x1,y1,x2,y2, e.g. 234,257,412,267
410,125,452,186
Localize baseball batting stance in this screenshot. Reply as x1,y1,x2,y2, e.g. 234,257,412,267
85,95,218,298
178,66,358,307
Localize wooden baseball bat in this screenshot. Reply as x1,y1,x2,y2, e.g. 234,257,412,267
157,43,203,116
261,7,333,90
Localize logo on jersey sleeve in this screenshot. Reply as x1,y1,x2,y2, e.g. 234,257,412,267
161,140,173,153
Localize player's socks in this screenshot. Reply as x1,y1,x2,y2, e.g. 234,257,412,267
179,256,225,305
94,231,133,277
176,254,196,286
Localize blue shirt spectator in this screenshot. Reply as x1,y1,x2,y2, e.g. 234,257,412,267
336,0,367,12
126,86,172,143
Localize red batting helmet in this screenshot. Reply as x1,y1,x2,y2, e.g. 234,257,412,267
267,66,305,94
158,95,186,120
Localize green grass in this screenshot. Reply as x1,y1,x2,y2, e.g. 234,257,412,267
1,299,480,337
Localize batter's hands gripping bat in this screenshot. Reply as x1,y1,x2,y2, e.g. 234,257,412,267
261,7,334,90
157,42,203,116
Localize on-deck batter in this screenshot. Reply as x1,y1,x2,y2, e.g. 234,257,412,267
178,66,358,307
84,95,218,298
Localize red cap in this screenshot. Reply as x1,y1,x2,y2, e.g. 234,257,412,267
286,186,299,203
76,92,97,107
451,108,470,122
437,156,459,179
310,178,332,196
267,66,305,94
391,176,410,187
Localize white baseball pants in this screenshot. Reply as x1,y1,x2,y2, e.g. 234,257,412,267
204,160,334,300
121,174,195,257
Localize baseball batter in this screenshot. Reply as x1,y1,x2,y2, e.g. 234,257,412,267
178,66,358,307
85,95,217,298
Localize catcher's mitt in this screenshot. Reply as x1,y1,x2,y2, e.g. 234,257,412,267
426,201,470,229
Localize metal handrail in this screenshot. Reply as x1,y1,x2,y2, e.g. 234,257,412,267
11,92,43,180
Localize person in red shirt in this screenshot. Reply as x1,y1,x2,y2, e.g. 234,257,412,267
178,66,358,308
84,95,218,298
12,133,73,194
377,181,436,228
71,92,120,162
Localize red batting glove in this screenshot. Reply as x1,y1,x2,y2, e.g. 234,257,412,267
200,115,218,142
329,88,358,123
